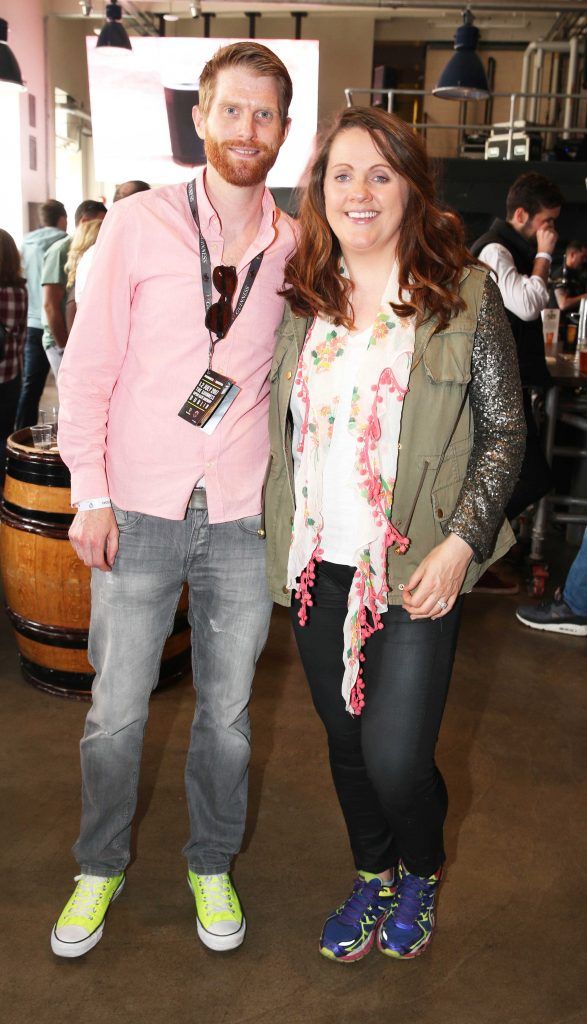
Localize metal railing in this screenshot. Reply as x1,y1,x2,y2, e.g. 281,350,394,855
344,87,587,157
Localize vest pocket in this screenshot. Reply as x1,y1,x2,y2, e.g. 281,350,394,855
423,323,475,384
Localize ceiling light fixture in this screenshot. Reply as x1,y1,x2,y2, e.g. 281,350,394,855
433,9,490,101
79,2,93,15
189,2,201,18
0,18,25,91
96,2,132,50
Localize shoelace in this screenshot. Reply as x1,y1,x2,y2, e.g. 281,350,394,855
197,874,235,915
338,878,386,927
392,873,435,930
63,875,108,922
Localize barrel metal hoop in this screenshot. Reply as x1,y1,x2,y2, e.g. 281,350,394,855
0,501,72,538
19,657,94,702
6,607,88,648
5,457,70,488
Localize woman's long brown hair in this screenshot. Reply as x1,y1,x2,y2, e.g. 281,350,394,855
0,229,25,288
283,107,475,331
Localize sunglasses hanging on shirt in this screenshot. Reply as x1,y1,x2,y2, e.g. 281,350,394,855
178,179,264,433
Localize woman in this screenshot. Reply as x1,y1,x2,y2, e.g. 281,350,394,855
0,229,27,488
63,217,103,333
264,108,526,963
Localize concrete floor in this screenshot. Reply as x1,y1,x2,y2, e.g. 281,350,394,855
1,539,586,1024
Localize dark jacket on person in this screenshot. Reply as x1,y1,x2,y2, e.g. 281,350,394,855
471,218,551,388
265,267,526,606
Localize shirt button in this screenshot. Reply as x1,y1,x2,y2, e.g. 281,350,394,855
282,585,289,594
398,583,405,591
286,370,292,380
436,508,444,518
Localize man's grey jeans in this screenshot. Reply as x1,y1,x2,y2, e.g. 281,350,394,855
73,504,273,877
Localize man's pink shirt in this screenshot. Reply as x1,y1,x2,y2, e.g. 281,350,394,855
58,171,296,522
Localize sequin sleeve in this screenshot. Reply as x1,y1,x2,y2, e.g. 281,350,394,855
444,274,526,562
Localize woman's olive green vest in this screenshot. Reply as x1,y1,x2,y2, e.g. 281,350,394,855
265,266,515,606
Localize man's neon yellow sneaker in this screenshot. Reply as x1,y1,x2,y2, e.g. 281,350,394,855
188,870,246,952
51,873,125,958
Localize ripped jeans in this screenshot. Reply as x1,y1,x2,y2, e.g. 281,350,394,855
73,506,272,877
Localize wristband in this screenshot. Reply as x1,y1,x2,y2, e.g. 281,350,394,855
77,497,112,511
535,252,552,262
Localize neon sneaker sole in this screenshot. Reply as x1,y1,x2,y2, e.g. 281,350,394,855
376,922,435,959
187,876,246,952
319,918,384,964
50,876,125,959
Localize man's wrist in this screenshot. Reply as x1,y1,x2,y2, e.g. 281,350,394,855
76,497,112,511
535,252,553,262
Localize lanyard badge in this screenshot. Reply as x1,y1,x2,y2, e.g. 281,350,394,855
178,180,263,433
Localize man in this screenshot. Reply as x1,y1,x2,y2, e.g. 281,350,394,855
516,527,587,636
41,199,107,381
15,200,67,428
553,240,587,316
74,181,151,304
52,42,294,959
471,172,563,592
112,179,151,203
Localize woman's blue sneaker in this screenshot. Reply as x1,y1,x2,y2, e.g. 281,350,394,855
377,861,442,959
319,870,396,963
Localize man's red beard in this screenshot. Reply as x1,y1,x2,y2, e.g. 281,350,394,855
205,135,281,187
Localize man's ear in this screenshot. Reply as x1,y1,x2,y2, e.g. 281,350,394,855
193,106,206,141
281,117,292,145
512,206,529,228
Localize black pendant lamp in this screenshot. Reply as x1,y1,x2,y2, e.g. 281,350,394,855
96,2,132,51
433,10,489,101
0,18,25,90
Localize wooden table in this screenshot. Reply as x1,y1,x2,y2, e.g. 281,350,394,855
530,346,587,560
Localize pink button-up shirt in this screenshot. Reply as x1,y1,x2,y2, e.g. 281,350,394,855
58,171,296,522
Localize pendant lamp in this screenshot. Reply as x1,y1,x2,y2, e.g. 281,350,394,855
96,2,132,51
0,19,25,90
433,10,489,101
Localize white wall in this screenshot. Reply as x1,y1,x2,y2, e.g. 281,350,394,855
0,0,48,241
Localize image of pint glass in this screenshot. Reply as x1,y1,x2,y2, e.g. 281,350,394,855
541,308,560,349
163,81,206,166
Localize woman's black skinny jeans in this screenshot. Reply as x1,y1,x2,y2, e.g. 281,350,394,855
291,560,463,878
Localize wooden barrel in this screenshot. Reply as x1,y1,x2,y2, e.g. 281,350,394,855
0,429,191,700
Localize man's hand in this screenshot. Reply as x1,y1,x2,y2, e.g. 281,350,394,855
536,223,558,256
69,507,119,571
402,533,474,620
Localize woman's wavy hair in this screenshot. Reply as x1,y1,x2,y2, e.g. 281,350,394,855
283,107,476,331
64,218,103,290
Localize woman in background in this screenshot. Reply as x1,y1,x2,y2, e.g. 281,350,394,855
63,217,103,334
0,228,27,488
265,107,525,963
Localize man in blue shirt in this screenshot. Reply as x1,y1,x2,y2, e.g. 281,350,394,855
16,200,67,428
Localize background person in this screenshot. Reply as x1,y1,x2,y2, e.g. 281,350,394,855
63,218,103,332
53,42,294,961
553,240,587,315
16,200,67,429
41,200,107,381
265,106,525,965
516,527,587,636
471,173,563,592
75,181,151,304
0,229,27,487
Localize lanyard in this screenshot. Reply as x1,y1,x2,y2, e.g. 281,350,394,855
187,180,264,363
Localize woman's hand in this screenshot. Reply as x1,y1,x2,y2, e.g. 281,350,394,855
402,533,474,620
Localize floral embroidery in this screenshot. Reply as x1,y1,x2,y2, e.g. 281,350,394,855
310,329,345,371
368,312,395,349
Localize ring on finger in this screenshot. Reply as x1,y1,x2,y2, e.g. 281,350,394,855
436,599,448,610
